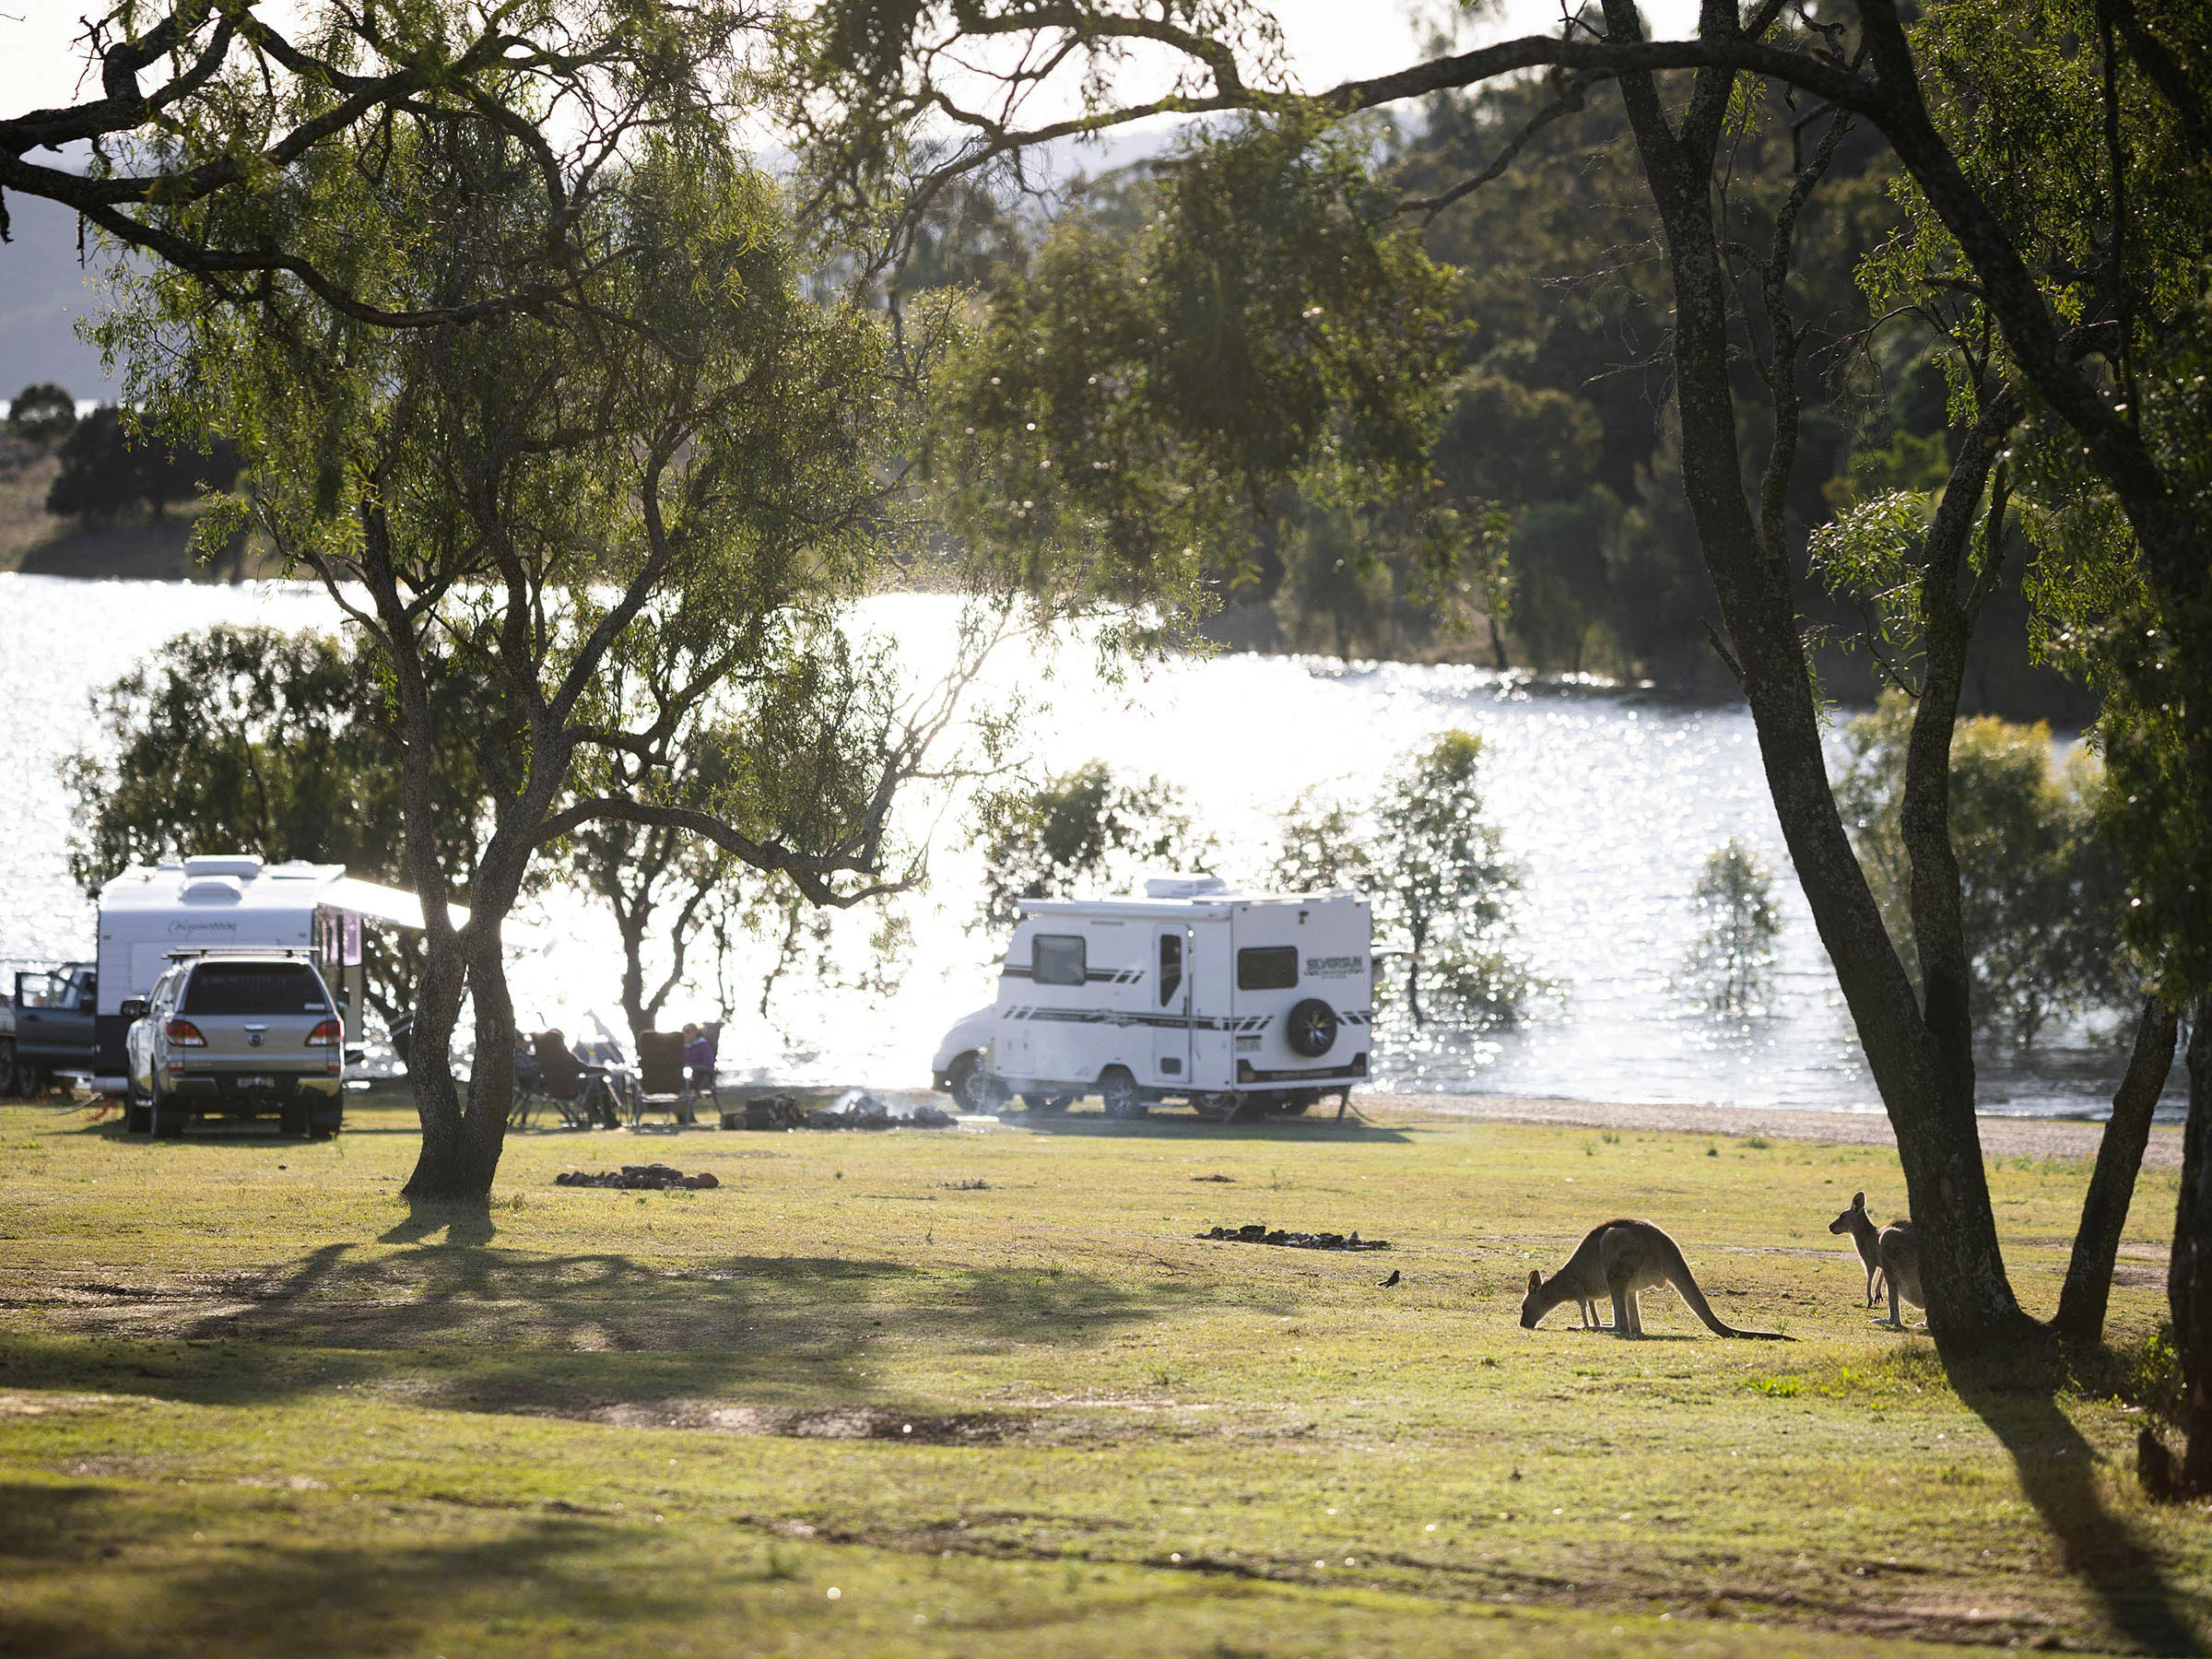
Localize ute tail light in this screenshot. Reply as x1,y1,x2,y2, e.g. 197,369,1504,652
166,1018,206,1048
306,1019,343,1048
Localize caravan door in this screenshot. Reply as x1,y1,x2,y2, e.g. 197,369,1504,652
1150,925,1192,1089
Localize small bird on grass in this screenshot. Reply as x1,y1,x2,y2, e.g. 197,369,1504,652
1379,1269,1401,1288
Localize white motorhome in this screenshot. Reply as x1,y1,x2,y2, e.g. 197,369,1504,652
92,855,438,1087
961,876,1372,1121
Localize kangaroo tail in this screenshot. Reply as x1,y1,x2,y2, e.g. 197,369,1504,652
1664,1239,1793,1340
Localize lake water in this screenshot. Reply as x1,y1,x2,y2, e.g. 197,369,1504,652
0,573,2166,1119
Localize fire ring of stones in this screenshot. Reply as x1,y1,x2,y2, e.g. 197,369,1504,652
1198,1223,1390,1251
556,1164,720,1191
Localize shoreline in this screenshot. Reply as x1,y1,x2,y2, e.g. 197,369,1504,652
1359,1088,2178,1168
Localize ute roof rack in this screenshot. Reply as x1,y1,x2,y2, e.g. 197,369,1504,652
162,947,315,961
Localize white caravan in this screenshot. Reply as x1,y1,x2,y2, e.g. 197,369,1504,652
955,876,1372,1121
91,855,440,1087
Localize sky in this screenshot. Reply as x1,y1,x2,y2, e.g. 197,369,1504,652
0,1,1696,395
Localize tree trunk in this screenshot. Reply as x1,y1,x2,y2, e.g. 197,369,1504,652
1596,0,2033,1353
2055,995,2179,1343
2169,998,2212,1489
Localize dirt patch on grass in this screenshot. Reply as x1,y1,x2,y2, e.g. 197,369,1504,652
587,1400,1028,1443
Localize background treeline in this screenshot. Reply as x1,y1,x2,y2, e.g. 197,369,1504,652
909,79,2093,723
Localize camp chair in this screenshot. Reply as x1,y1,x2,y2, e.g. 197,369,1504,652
629,1030,693,1127
507,1040,547,1128
533,1030,615,1130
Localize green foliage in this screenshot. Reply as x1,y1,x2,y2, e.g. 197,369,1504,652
44,405,238,522
6,382,76,446
1684,840,1781,1016
61,626,488,1025
932,114,1465,621
1835,694,2131,1042
1857,0,2212,990
1274,732,1531,1029
971,761,1214,930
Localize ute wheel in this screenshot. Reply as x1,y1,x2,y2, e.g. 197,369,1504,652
0,1041,17,1099
150,1088,186,1140
1099,1066,1146,1121
125,1100,152,1135
1286,999,1339,1059
280,1104,311,1138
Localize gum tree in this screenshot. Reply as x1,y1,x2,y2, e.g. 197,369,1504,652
104,81,981,1198
794,0,2212,1363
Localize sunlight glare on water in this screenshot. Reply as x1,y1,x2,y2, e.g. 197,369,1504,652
0,576,2155,1117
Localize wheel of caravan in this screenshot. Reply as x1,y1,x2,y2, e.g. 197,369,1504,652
1188,1093,1232,1124
1021,1092,1075,1115
1285,999,1339,1059
947,1053,997,1114
1099,1067,1146,1121
1277,1090,1318,1117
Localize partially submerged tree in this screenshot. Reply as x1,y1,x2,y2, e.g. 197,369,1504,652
1683,839,1781,1017
1274,733,1530,1030
972,761,1212,930
1834,696,2130,1044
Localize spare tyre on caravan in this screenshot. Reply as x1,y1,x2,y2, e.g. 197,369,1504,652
959,876,1372,1122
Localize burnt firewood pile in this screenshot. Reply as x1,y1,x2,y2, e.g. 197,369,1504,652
729,1091,958,1132
555,1164,720,1190
1199,1223,1391,1252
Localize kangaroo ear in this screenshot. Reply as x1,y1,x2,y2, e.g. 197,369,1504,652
1526,1269,1541,1293
1853,1191,1865,1208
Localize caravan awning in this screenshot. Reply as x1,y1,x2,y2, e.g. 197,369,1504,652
321,877,469,932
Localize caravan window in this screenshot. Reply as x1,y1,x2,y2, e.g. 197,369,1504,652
1158,933,1183,1006
1031,935,1087,986
1236,946,1299,991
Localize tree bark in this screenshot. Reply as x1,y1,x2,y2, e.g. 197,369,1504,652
1596,0,2034,1352
2056,995,2179,1343
2170,999,2212,1488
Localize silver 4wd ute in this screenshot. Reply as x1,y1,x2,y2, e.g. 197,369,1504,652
123,952,353,1138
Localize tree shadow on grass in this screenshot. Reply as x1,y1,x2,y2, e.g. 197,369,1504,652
0,1479,667,1659
0,1241,1197,1421
1951,1364,2206,1654
379,1198,496,1247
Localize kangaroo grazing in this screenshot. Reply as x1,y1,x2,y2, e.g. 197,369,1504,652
1877,1219,1924,1330
1829,1192,1885,1307
1520,1218,1790,1339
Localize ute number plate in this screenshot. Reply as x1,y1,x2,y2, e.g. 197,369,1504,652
236,1076,276,1090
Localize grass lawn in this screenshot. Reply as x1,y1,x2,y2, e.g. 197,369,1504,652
0,1088,2204,1657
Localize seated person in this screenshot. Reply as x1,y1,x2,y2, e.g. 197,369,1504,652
681,1023,715,1095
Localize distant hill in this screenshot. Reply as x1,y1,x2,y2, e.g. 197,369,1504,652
0,192,121,401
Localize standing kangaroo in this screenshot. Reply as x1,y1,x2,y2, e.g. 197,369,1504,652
1829,1192,1885,1307
1877,1218,1924,1330
1520,1218,1789,1339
